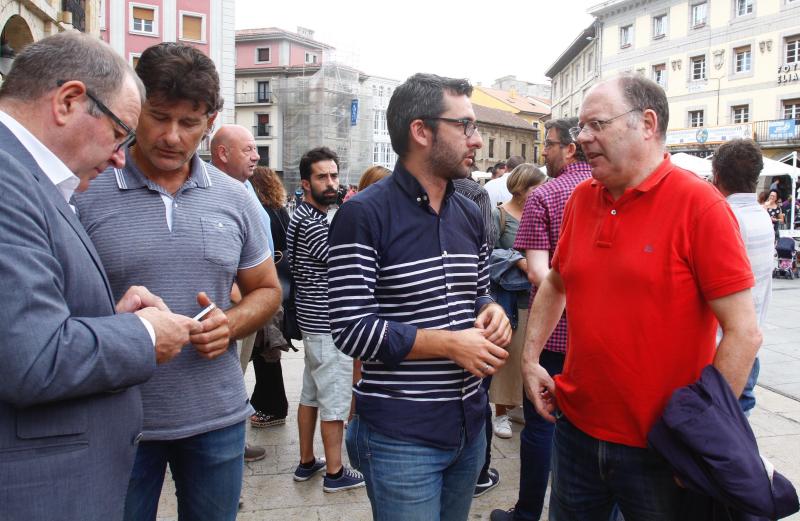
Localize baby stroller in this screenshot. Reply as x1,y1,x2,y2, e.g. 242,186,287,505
774,237,798,279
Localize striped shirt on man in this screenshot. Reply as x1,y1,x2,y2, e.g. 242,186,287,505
287,201,332,334
327,164,493,449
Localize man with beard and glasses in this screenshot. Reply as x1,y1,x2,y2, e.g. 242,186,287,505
287,146,366,493
328,73,512,520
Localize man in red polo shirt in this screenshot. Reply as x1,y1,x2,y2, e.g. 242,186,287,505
521,75,762,520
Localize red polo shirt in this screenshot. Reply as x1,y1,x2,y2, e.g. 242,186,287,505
551,156,754,448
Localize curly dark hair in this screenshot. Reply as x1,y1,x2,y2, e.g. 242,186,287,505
135,42,223,114
250,166,287,210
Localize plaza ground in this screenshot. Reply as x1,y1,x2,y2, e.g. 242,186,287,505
156,278,800,520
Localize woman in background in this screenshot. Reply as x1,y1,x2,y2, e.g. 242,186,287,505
248,166,291,427
489,164,547,439
357,165,391,192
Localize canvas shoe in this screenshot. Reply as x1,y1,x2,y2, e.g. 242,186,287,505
322,466,366,493
493,414,513,439
293,457,326,482
474,468,500,497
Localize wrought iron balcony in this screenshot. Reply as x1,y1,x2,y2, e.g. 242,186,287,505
236,91,273,104
253,125,272,137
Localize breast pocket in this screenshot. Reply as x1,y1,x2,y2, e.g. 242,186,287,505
201,216,241,267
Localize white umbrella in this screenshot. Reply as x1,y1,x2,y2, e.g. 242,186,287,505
670,152,712,178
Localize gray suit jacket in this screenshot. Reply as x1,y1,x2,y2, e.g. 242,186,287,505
0,123,156,520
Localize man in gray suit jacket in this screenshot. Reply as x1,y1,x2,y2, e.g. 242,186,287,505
0,32,202,521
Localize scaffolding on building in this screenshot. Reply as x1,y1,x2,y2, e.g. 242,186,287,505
277,55,375,191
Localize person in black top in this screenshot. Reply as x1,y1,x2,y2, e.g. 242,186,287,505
249,166,291,426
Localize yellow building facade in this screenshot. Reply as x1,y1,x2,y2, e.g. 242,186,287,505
590,0,800,158
471,86,548,164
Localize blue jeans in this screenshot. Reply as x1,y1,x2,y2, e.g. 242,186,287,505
123,421,245,521
739,357,760,416
513,349,565,520
549,416,683,521
346,415,486,521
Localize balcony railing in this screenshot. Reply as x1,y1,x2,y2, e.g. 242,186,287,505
753,119,800,143
236,91,273,104
253,125,272,137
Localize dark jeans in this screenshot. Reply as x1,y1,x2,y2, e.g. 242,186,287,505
739,357,760,416
549,416,683,521
513,350,565,520
479,376,493,481
250,349,288,418
123,421,245,521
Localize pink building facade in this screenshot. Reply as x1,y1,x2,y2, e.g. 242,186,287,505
99,0,236,124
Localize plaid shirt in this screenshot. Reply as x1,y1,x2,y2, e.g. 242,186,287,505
514,161,592,354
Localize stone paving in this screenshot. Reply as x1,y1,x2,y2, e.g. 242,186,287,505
156,278,800,520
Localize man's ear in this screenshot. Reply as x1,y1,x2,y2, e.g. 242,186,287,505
642,108,658,140
205,112,218,135
52,80,86,127
300,178,311,193
408,119,432,149
564,142,577,161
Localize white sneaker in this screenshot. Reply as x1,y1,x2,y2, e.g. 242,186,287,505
492,414,512,439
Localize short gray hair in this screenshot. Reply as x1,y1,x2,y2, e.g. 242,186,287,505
617,74,669,141
0,32,144,114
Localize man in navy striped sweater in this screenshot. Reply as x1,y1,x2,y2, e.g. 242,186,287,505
287,146,366,493
328,74,512,521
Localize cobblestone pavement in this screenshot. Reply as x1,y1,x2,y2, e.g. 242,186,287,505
156,278,800,520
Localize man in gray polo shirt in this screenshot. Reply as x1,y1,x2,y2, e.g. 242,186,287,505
74,43,281,521
712,138,774,415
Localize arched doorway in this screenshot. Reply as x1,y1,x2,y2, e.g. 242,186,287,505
0,15,34,76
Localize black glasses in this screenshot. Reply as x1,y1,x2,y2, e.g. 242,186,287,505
568,108,642,141
57,80,136,153
544,140,565,149
422,116,479,137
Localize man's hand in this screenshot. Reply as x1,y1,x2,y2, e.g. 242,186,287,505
189,291,231,360
116,285,169,314
475,303,512,348
448,328,509,378
522,362,557,423
135,307,201,364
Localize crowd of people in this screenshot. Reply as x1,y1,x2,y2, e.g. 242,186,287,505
1,30,796,521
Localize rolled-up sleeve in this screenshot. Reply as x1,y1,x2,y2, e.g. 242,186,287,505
328,200,417,366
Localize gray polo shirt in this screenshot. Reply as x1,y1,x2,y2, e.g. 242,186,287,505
74,151,270,440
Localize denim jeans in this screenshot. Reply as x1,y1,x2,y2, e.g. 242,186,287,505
739,357,760,416
346,415,486,521
479,376,493,481
513,349,565,520
549,416,683,521
123,421,245,521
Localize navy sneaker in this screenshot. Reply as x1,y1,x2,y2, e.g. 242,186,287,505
473,467,500,497
293,457,326,482
322,466,366,493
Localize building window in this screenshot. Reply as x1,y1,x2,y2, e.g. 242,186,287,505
691,55,706,80
784,99,800,123
505,141,512,159
735,0,753,16
257,81,270,103
521,143,527,159
255,114,270,137
734,46,752,72
689,110,704,127
373,143,380,163
305,52,317,64
130,4,157,35
653,14,667,38
552,80,558,98
130,53,141,69
256,48,271,63
652,63,667,86
257,146,269,166
373,110,380,133
489,138,495,158
731,105,750,123
620,24,633,48
691,2,708,27
564,72,570,94
586,51,594,73
179,12,205,42
99,0,106,30
786,35,800,64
